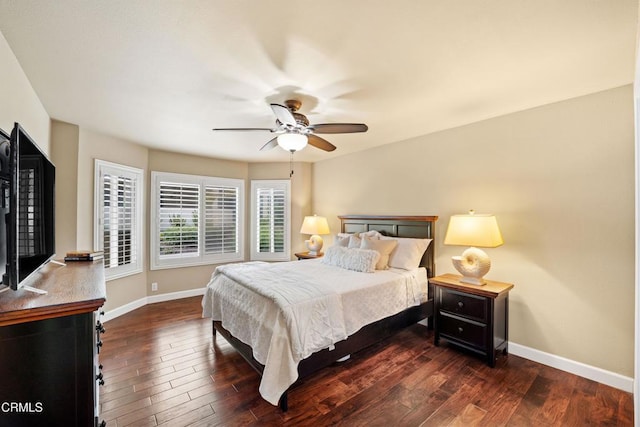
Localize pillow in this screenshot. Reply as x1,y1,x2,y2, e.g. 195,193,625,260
380,236,433,270
334,235,350,247
348,234,362,248
321,246,379,273
360,237,398,270
338,230,382,249
360,230,382,239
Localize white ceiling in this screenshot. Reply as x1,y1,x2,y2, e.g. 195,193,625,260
0,0,637,163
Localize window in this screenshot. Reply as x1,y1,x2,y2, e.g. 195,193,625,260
151,172,244,269
250,180,291,261
94,160,144,280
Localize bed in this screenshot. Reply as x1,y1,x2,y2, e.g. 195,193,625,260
202,215,437,411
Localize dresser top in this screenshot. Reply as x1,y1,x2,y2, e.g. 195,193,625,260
0,260,106,327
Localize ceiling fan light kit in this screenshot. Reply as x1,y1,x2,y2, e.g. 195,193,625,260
213,99,368,153
277,133,308,152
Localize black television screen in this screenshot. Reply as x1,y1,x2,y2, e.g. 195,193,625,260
2,123,55,291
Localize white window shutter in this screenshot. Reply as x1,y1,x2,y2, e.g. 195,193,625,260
95,160,143,280
151,172,244,270
251,180,290,261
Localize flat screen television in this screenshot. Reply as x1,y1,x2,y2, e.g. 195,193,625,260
0,123,55,293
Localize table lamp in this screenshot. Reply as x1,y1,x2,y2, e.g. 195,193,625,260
300,215,330,255
443,210,503,285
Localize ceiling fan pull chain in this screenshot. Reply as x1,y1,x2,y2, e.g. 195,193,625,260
289,151,294,178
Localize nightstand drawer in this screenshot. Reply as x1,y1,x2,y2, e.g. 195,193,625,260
438,312,486,349
440,288,487,322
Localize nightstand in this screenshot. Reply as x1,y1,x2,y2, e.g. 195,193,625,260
429,273,514,367
294,251,324,260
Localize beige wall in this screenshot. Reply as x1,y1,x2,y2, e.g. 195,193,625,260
313,85,635,377
51,120,79,257
0,31,49,153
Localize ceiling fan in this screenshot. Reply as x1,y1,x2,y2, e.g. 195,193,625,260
212,99,368,153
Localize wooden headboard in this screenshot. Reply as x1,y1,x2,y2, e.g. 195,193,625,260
339,215,438,277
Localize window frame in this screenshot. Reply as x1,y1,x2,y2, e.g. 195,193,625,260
250,179,291,261
94,159,144,281
150,171,245,270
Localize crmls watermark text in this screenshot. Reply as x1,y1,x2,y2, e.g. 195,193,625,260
0,401,44,413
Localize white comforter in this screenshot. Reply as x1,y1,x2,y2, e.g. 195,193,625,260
201,259,427,405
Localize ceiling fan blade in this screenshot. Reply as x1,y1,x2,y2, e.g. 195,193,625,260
309,123,368,134
212,127,275,132
260,137,279,151
270,104,297,126
308,134,337,152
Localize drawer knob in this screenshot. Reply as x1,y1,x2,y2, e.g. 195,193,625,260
457,301,464,308
458,327,464,333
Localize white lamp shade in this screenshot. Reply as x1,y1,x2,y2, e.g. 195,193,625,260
277,133,308,151
300,215,330,235
443,213,503,248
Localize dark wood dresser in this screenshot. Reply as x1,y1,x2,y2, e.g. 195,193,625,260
0,260,106,427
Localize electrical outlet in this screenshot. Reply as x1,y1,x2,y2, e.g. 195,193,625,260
151,282,158,291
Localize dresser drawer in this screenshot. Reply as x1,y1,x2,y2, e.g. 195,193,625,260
438,312,486,349
440,288,487,322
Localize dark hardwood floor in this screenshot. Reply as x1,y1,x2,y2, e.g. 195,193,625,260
100,296,633,426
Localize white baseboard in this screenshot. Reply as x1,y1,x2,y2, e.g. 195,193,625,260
509,342,633,393
102,287,206,323
102,297,633,393
147,287,206,304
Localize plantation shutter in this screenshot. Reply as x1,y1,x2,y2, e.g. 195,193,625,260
95,160,143,280
204,185,239,255
256,187,286,253
150,172,244,269
103,174,136,267
250,180,290,261
158,182,200,258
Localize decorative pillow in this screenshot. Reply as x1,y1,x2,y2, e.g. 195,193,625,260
321,246,379,273
334,235,350,247
360,230,382,239
348,234,362,248
360,237,398,270
380,236,433,270
338,230,382,249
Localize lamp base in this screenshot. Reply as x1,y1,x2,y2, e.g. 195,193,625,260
458,276,486,286
451,247,491,286
305,235,324,256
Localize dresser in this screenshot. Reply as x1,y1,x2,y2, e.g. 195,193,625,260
0,261,106,427
430,273,513,367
